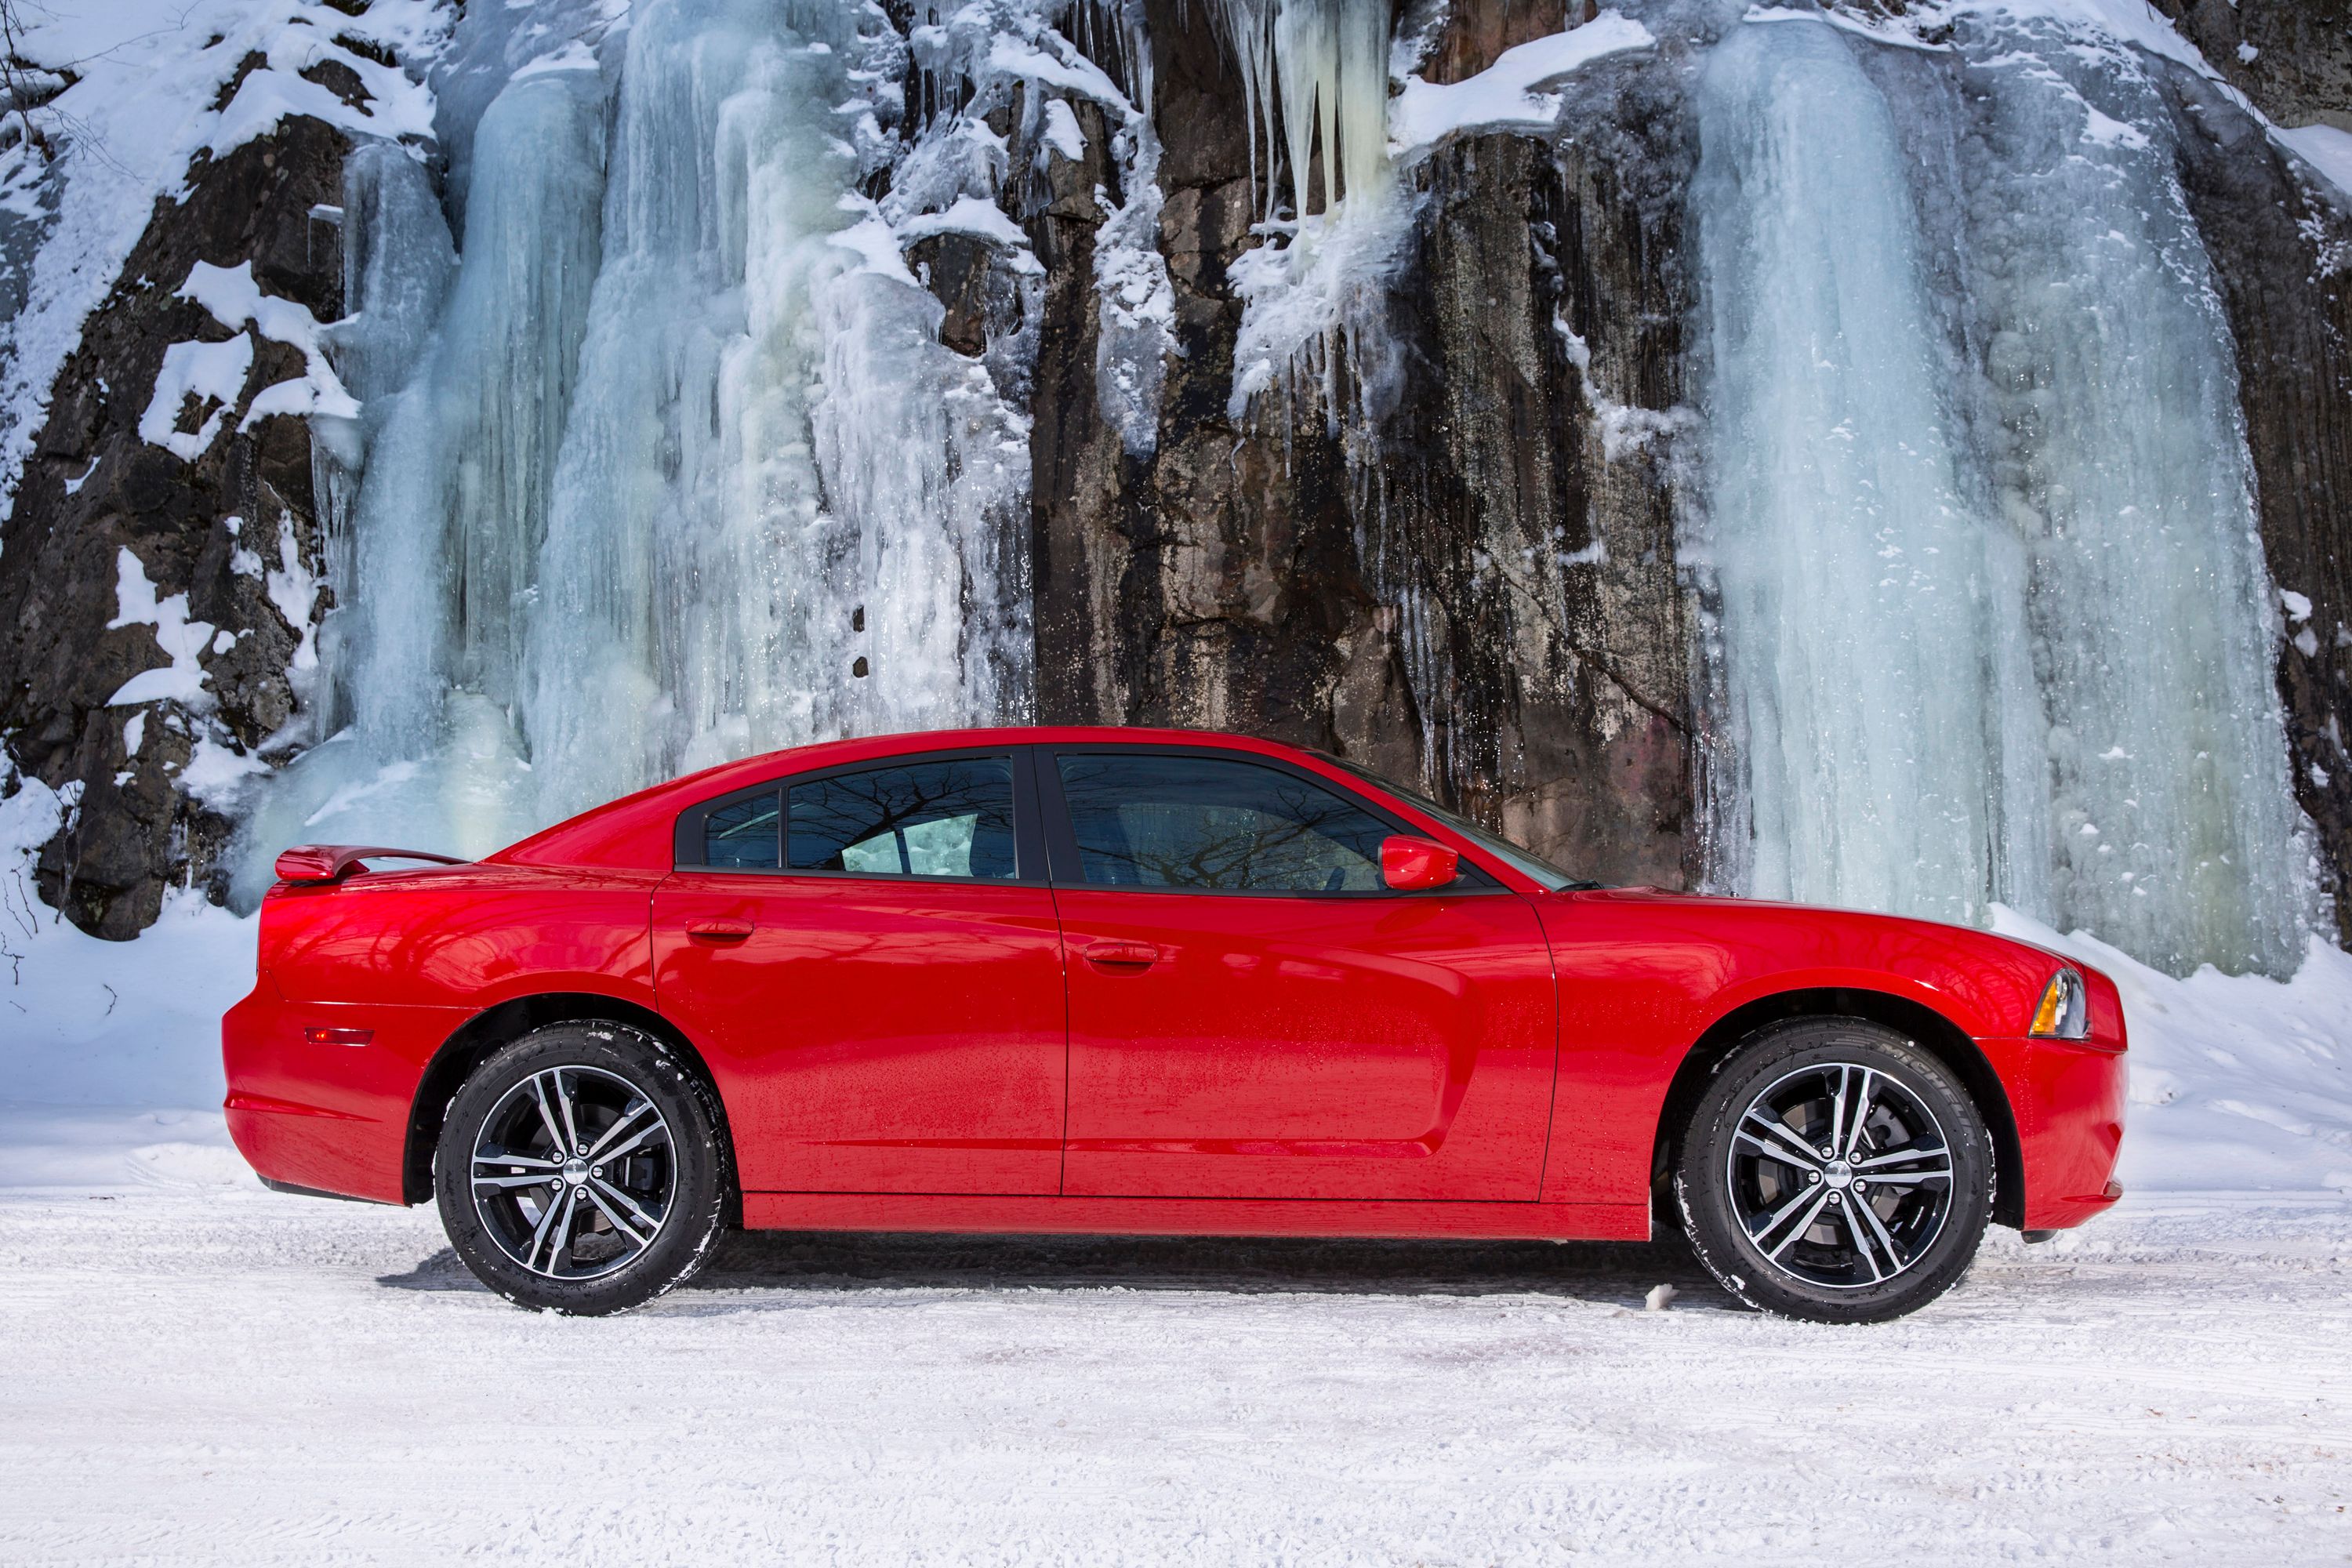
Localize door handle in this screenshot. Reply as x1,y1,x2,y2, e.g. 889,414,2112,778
686,919,754,943
1083,940,1161,970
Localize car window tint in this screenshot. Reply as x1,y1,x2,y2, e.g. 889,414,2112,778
788,757,1017,880
703,790,780,869
1056,753,1389,892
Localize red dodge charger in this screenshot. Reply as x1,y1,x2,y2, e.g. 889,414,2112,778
223,727,2126,1321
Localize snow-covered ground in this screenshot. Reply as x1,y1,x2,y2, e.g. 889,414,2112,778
1,1178,2347,1563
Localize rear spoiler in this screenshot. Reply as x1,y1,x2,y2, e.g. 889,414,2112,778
273,844,470,885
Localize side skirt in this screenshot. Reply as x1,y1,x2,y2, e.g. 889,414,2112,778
740,1192,1653,1242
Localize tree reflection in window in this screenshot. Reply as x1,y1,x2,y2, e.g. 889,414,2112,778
1056,754,1390,892
788,757,1017,880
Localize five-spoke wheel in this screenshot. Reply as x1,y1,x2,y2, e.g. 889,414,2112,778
436,1022,729,1314
1677,1019,1992,1323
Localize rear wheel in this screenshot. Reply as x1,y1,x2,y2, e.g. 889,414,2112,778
434,1022,730,1314
1675,1019,1993,1323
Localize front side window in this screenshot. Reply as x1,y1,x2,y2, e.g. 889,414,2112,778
787,756,1017,880
1055,753,1391,893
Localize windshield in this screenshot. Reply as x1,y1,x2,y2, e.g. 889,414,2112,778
1319,756,1601,891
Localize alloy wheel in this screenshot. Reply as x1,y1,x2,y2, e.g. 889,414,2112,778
1723,1061,1955,1290
470,1065,676,1280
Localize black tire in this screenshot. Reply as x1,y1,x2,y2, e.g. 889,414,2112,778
434,1022,731,1315
1675,1018,1993,1324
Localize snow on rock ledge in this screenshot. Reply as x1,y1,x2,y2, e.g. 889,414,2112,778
1389,12,1656,154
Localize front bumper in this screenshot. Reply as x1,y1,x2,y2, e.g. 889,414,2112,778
1977,1033,2129,1230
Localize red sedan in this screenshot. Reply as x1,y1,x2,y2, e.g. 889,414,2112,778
222,727,2126,1321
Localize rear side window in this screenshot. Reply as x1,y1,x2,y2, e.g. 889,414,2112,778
1054,753,1390,893
787,756,1017,880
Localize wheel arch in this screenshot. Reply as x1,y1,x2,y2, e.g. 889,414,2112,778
401,993,735,1208
1648,987,2026,1231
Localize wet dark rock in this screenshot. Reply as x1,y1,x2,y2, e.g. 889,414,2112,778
2150,0,2352,133
2168,69,2352,943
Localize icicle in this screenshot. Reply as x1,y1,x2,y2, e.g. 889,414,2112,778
1209,0,1409,436
1207,0,1390,219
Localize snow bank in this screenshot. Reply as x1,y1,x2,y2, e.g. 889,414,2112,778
0,765,253,1189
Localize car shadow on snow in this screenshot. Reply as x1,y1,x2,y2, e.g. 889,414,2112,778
685,1229,1733,1312
376,1230,1733,1312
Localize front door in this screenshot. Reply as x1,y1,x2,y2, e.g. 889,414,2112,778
653,750,1067,1195
1047,748,1557,1201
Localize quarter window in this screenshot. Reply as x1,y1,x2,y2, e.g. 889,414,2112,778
1055,753,1391,893
787,757,1018,880
702,792,781,870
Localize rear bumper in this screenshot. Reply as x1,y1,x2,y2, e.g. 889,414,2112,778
222,973,461,1205
1978,1033,2128,1230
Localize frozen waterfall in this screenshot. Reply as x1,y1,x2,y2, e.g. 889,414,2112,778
210,0,2318,980
1693,11,2313,976
1693,19,2042,933
230,0,1033,903
522,0,1028,822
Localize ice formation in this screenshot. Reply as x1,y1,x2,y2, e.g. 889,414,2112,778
1211,0,1413,430
1957,16,2311,975
1692,10,2312,976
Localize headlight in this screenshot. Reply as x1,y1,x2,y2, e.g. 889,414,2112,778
2029,967,2089,1040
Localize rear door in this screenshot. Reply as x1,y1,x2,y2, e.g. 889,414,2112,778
652,748,1067,1195
1044,746,1557,1201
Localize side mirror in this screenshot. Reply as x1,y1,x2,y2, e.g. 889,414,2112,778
1381,834,1459,891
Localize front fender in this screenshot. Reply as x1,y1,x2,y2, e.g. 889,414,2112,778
1528,890,2076,1211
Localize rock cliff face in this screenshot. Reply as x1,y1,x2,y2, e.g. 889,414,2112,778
1031,1,1695,887
2167,68,2352,945
2152,0,2352,132
3,0,2351,960
0,112,349,936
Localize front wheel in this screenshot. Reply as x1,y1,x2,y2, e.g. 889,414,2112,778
1675,1019,1993,1324
434,1022,731,1314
